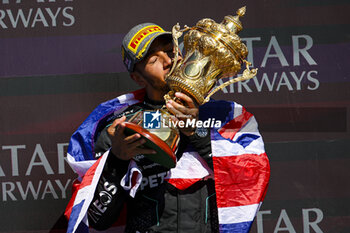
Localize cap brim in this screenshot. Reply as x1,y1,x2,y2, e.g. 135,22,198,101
137,32,172,62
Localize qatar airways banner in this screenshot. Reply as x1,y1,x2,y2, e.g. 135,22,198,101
0,0,75,31
0,0,349,232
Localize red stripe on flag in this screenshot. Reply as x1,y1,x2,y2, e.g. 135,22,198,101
132,88,146,102
218,107,253,140
79,156,104,189
213,153,270,208
167,178,202,190
64,179,81,220
64,156,104,219
131,170,139,187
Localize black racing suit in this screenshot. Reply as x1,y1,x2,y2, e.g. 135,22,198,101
87,97,219,233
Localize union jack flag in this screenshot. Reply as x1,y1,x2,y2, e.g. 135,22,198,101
64,88,270,233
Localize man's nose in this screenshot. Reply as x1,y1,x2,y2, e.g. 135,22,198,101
162,52,172,68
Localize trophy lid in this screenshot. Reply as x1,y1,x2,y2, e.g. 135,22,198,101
222,6,246,34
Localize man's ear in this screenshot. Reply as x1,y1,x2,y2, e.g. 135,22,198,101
130,71,147,87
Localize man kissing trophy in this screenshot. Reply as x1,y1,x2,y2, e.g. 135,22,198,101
124,6,257,169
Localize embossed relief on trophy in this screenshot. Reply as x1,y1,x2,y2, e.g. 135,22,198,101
184,56,210,79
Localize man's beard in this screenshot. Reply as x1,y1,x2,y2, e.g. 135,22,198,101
143,73,170,94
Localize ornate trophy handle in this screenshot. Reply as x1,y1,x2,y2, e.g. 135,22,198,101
167,23,190,77
203,60,258,104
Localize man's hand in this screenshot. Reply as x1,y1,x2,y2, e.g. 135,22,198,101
166,92,199,136
107,116,156,160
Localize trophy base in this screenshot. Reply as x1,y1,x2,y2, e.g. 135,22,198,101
123,122,177,169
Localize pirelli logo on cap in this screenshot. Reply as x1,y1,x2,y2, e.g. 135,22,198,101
128,25,164,54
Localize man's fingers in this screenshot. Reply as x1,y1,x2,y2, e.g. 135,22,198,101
169,100,188,113
166,100,198,120
134,148,157,155
127,138,156,155
175,92,196,108
124,133,141,144
111,122,124,138
128,137,147,149
166,101,182,116
112,115,126,127
108,116,126,136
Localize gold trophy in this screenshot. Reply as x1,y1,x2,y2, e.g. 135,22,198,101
125,6,257,169
165,6,257,104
